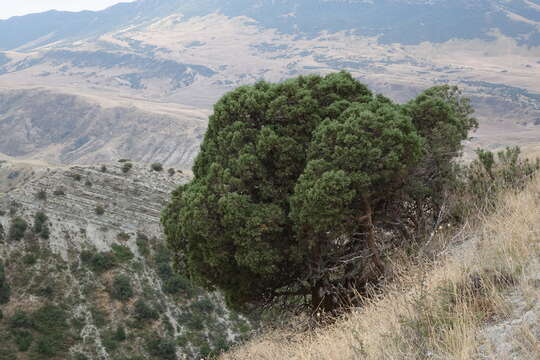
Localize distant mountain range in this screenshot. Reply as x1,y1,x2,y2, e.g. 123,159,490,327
0,0,539,166
2,0,540,50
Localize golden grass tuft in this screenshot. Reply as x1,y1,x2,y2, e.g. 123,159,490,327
222,176,540,360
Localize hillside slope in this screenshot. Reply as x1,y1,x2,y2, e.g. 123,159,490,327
0,161,252,360
222,177,540,359
0,88,207,168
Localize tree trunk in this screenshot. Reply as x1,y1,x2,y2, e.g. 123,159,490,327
363,197,385,274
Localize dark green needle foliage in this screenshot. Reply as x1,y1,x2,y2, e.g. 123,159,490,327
162,72,477,312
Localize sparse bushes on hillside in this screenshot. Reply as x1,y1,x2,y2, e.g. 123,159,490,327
8,305,70,358
168,168,175,176
453,146,540,218
8,217,28,242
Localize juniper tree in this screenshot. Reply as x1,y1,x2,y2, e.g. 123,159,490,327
162,72,474,312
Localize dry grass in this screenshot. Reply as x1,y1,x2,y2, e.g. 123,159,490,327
222,176,540,360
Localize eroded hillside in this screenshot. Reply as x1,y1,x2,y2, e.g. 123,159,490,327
0,160,252,360
0,88,208,168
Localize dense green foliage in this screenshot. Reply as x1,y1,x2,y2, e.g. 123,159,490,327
163,72,477,311
8,305,69,357
8,217,28,242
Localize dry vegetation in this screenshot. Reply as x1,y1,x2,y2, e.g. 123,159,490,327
222,176,540,360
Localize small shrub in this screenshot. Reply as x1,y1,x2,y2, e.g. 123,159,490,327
157,262,173,281
117,232,130,242
110,275,133,301
118,159,131,163
136,232,150,257
10,310,34,329
33,211,48,234
122,163,133,173
90,307,108,328
53,188,66,196
22,253,37,266
102,331,119,352
133,299,159,322
151,163,163,172
154,244,171,265
0,261,10,304
114,326,126,342
100,165,107,173
71,173,82,182
73,352,89,360
8,217,28,241
163,274,193,297
12,329,33,352
146,336,177,360
452,146,540,219
37,284,54,299
35,189,47,201
40,224,50,240
111,244,134,263
191,297,214,313
9,201,20,216
168,168,175,176
32,304,68,333
85,179,92,187
95,205,105,216
81,250,116,273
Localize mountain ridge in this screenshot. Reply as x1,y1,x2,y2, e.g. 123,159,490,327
1,0,540,51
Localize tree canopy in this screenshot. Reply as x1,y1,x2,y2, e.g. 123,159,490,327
162,72,477,312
